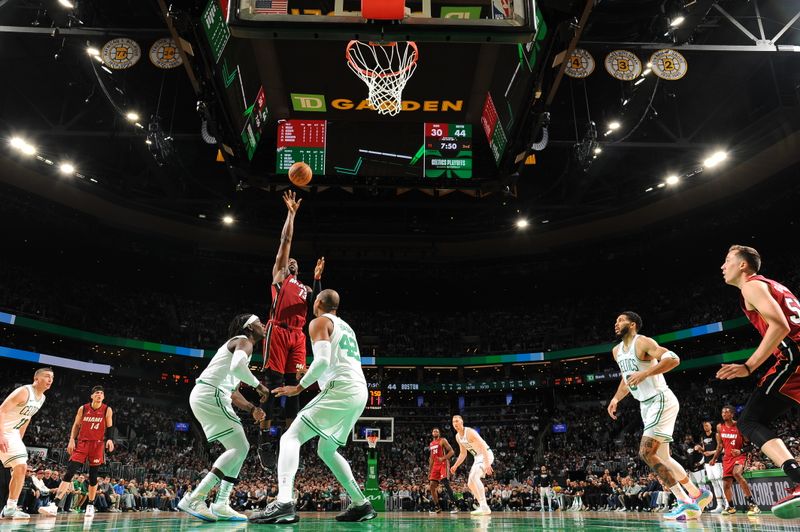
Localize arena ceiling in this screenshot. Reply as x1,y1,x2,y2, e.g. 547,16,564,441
0,0,799,251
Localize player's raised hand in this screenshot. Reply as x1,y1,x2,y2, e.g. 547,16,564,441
106,439,115,453
314,257,325,279
67,438,76,455
283,190,302,215
607,398,619,420
717,363,750,380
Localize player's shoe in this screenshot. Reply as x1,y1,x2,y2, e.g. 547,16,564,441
746,503,761,516
708,503,724,514
694,488,713,512
429,506,441,514
335,500,377,522
663,501,700,521
470,506,491,516
85,504,95,518
772,485,800,519
256,431,277,471
450,507,459,514
0,506,30,519
210,502,247,521
38,502,58,516
723,506,737,515
177,494,217,522
249,500,298,524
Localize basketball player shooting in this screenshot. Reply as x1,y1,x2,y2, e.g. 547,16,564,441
258,190,324,469
450,415,494,516
717,245,800,519
607,311,712,521
51,386,114,518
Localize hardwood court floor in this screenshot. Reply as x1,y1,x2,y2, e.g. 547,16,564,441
1,510,798,530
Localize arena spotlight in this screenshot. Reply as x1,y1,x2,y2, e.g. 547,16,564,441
59,162,75,175
9,137,36,156
665,175,679,186
58,0,75,7
125,112,140,122
516,218,529,229
86,46,100,57
223,215,235,225
703,150,728,168
594,147,602,154
608,121,621,131
634,78,645,86
642,68,652,76
669,15,685,27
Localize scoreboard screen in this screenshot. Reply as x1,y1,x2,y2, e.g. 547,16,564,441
276,119,327,175
424,123,472,179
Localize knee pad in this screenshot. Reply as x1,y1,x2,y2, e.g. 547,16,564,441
63,460,82,482
89,466,100,486
736,418,775,449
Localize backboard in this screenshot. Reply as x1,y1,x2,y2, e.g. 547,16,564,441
352,416,395,443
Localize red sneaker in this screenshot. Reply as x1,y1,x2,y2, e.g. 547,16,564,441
772,485,800,519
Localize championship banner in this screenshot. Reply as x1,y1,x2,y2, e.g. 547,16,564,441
565,48,595,79
604,50,642,81
649,49,688,80
732,469,791,510
149,38,183,69
101,38,142,70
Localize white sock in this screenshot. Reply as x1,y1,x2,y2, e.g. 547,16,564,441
669,483,692,504
193,471,222,499
215,480,234,504
5,498,17,509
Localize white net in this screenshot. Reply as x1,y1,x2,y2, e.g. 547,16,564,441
346,40,418,116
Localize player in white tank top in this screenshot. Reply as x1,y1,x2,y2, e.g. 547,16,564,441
0,367,53,519
607,312,711,520
450,415,494,516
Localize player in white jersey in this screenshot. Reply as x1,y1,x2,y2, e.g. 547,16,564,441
0,367,53,519
450,415,494,516
250,289,376,524
607,311,711,521
178,314,269,522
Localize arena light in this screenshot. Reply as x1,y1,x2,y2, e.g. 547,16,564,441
516,218,529,229
634,78,645,86
59,162,75,175
608,121,621,131
645,187,654,192
642,68,652,76
703,150,728,168
594,147,602,154
669,15,685,27
9,136,36,156
665,175,679,186
222,215,235,225
125,112,140,122
86,46,100,57
59,0,75,7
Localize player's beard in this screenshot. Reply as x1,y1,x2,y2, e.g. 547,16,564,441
614,325,629,341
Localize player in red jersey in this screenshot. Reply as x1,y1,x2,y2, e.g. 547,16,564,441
718,245,800,519
428,427,456,514
51,386,114,518
709,405,759,515
258,190,325,469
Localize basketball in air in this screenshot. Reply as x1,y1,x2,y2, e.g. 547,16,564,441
288,162,313,187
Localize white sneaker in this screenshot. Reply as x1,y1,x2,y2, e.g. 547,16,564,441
38,502,58,516
470,506,491,516
178,494,217,522
85,504,95,518
450,508,459,514
209,501,247,521
1,506,30,519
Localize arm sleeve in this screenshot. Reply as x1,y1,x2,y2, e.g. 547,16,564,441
299,341,332,389
231,349,260,388
313,278,322,296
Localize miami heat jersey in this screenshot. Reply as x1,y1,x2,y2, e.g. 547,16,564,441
430,438,446,460
78,403,108,441
270,274,309,329
741,275,800,349
718,422,744,457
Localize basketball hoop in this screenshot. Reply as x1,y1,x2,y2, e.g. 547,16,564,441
366,434,379,449
346,40,418,116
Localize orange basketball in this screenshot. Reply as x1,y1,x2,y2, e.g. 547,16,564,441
288,162,313,187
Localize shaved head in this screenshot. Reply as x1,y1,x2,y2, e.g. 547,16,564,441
317,289,340,312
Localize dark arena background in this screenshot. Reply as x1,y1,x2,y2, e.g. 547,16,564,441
2,0,800,530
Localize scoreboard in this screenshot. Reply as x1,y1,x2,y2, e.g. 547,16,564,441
423,123,472,179
276,119,327,175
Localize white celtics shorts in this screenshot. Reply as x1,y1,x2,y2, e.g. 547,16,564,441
470,449,495,480
704,462,723,481
297,380,367,447
690,469,706,485
190,382,244,443
0,431,28,468
639,389,679,443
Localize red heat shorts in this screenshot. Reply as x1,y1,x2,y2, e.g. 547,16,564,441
264,323,307,374
429,463,448,481
71,440,104,466
722,454,747,478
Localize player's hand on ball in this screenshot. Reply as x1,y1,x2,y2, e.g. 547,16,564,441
106,440,114,453
252,407,266,423
626,371,648,387
607,398,619,420
283,190,302,214
273,385,302,398
717,363,749,380
67,438,76,455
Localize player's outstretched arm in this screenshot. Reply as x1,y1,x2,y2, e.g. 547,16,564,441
273,191,302,282
68,405,84,455
0,387,27,452
626,336,679,387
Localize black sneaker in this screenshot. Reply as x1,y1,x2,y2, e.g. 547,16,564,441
336,501,377,522
249,501,298,524
257,431,276,470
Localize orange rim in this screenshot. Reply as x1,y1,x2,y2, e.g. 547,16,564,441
345,40,418,79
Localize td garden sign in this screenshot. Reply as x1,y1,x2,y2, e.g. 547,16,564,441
291,93,463,113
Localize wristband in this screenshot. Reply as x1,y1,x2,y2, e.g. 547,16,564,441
105,427,114,443
744,363,752,375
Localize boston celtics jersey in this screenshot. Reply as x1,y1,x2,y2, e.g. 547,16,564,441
2,385,45,433
615,335,669,402
318,313,367,391
197,335,250,396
